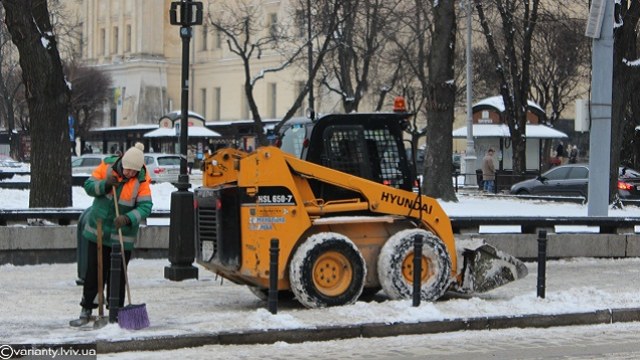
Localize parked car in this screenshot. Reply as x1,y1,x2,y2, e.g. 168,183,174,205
452,153,461,173
510,164,640,199
144,153,181,183
408,148,462,174
71,154,112,175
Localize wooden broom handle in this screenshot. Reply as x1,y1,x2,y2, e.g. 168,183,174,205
113,188,132,305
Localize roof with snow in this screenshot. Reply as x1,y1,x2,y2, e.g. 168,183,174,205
452,124,567,139
473,95,545,114
143,126,221,138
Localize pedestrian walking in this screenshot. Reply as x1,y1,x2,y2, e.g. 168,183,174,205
187,147,195,175
569,145,578,164
482,148,496,193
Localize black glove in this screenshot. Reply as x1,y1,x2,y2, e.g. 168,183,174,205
114,215,131,229
105,173,119,191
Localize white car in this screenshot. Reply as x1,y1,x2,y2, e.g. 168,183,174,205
71,154,111,175
144,153,181,183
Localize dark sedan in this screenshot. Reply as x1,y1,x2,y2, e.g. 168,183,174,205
510,164,640,199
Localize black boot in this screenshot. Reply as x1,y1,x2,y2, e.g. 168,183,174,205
69,308,92,327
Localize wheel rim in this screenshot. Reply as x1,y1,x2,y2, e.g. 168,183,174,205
312,251,353,297
401,253,432,283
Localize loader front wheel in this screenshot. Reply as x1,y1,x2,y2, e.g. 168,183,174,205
377,229,451,301
289,233,366,308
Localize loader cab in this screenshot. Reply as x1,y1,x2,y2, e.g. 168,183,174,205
277,112,414,192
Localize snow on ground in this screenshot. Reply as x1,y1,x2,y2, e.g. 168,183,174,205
2,257,640,345
1,174,640,346
1,173,639,218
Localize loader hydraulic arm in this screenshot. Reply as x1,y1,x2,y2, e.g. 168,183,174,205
279,150,456,254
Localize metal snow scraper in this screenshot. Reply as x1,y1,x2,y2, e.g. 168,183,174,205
458,241,529,293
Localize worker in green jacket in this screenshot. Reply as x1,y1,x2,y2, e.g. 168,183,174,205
70,142,153,326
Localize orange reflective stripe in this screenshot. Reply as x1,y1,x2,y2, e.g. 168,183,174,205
91,162,108,180
119,181,137,204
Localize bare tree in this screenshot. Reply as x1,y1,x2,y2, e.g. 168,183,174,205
208,0,346,142
612,1,640,201
277,0,345,126
0,5,23,159
2,0,72,208
390,4,426,165
65,62,112,147
208,0,318,145
386,0,458,201
474,0,540,175
530,6,590,170
422,0,457,201
319,0,402,113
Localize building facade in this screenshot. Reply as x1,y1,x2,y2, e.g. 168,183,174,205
73,0,340,128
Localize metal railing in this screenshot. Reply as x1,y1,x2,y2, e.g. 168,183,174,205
0,209,171,226
0,209,637,235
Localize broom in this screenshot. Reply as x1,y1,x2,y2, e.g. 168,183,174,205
113,188,150,330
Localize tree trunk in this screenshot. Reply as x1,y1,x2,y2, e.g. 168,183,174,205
423,0,457,202
611,0,640,203
2,0,71,208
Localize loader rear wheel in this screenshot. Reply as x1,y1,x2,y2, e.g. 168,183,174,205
377,229,451,301
289,233,366,308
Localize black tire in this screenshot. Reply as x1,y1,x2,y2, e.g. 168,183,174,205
377,229,452,301
289,233,366,308
516,189,530,195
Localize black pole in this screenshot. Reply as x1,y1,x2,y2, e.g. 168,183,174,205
268,239,279,314
537,229,547,299
108,243,122,323
412,235,423,307
165,0,202,281
306,0,314,120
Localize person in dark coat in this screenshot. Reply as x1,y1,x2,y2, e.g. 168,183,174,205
556,142,565,165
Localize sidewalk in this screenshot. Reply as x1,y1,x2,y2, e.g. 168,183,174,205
2,257,640,352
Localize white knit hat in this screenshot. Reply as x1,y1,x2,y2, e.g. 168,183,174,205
122,142,145,170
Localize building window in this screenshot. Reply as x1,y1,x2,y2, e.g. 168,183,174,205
100,28,106,55
112,26,119,54
125,24,132,52
295,10,306,38
215,29,222,49
269,13,278,38
77,27,84,57
201,88,207,118
268,83,277,118
201,23,208,51
214,87,221,120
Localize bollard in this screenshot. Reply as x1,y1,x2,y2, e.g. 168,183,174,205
412,235,423,307
109,243,122,323
537,230,547,299
268,238,279,314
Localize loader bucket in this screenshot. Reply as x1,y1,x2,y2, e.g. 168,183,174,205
460,243,528,293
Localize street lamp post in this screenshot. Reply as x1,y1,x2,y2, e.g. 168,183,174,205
463,0,477,187
164,0,203,281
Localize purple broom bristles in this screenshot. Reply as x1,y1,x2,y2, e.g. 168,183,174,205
118,304,150,330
